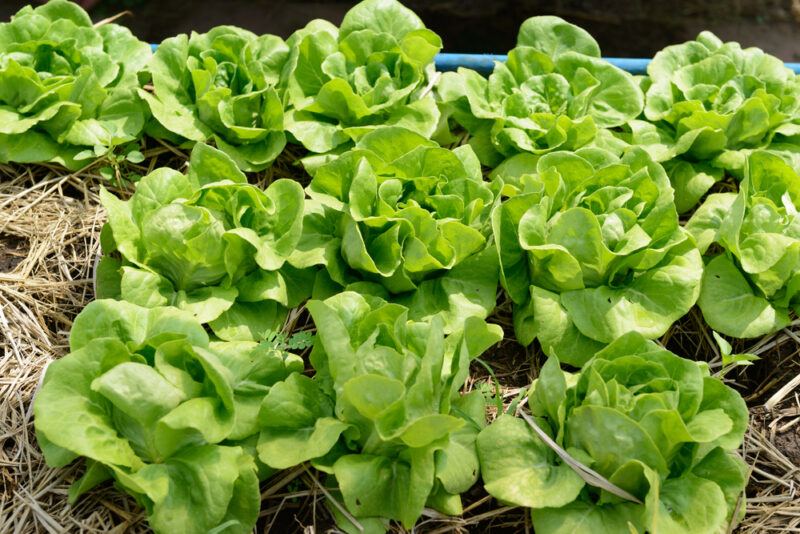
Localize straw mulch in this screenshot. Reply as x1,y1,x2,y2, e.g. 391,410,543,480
0,156,798,533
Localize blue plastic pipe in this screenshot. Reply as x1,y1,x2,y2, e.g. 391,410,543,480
148,44,800,75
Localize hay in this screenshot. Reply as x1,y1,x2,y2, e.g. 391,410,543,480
1,155,799,533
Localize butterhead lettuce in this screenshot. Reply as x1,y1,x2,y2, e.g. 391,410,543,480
477,333,748,534
492,147,702,366
97,143,309,341
33,299,303,534
0,0,151,168
687,150,800,337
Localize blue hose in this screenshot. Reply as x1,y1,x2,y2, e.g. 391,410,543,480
147,44,800,75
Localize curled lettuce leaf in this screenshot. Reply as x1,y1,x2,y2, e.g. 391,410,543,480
256,291,503,529
629,31,800,212
687,150,800,337
141,26,288,171
282,0,442,155
477,333,749,534
492,147,702,366
34,299,303,534
437,16,643,167
0,0,151,168
98,143,310,341
291,126,499,331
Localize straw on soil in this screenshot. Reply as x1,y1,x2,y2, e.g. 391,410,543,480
1,154,798,533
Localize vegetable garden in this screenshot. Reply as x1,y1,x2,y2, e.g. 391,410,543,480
1,0,799,532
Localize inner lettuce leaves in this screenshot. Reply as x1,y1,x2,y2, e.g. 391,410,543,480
0,0,151,168
289,126,499,332
477,332,749,534
625,31,800,213
436,16,643,167
97,143,311,341
33,299,304,534
492,146,702,366
687,150,800,337
281,0,442,159
140,26,288,171
255,291,503,530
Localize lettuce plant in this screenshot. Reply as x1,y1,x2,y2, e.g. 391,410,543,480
437,16,643,167
477,333,748,534
0,0,151,168
281,0,442,156
631,31,800,213
289,126,499,331
687,150,800,337
256,292,503,531
98,143,309,341
140,26,288,171
34,299,303,534
492,147,702,366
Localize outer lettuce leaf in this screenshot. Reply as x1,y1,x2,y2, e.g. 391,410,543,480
687,150,800,337
628,31,800,212
477,333,749,534
436,16,642,167
282,0,441,155
99,143,310,341
141,26,287,170
0,0,151,168
257,291,502,529
493,147,702,365
291,126,499,331
34,299,302,534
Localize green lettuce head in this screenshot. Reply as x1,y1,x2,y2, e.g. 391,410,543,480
0,0,151,168
33,299,303,534
492,147,702,366
256,291,503,530
98,143,309,342
290,126,499,332
687,150,800,337
141,26,288,171
631,31,800,213
437,16,643,167
477,333,749,534
282,0,442,156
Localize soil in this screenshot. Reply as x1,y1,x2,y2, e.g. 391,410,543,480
0,234,27,273
751,406,800,468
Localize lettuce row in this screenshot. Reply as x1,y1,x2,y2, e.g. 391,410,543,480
437,16,643,167
627,31,800,213
687,150,800,337
492,147,702,366
256,291,503,530
140,26,288,171
97,143,310,342
291,126,499,332
282,0,442,159
33,300,303,534
0,0,151,168
477,333,749,534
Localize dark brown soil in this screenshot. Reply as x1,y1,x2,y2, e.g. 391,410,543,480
0,234,27,273
751,406,800,468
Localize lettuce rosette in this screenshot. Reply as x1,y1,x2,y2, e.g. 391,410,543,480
631,31,800,213
281,0,442,158
97,143,309,341
34,299,303,534
477,333,749,534
437,16,643,167
141,26,288,171
492,147,702,366
256,291,503,531
290,127,498,331
0,0,151,168
687,150,800,337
